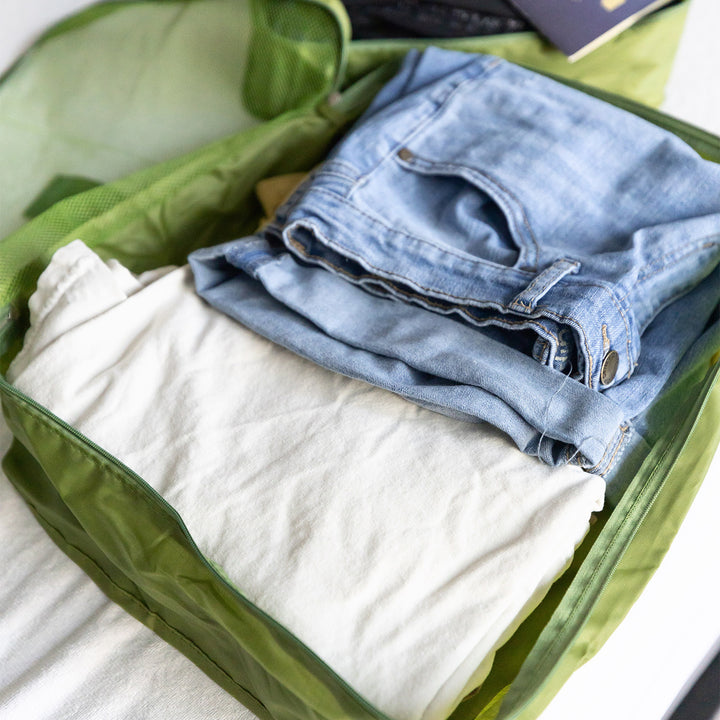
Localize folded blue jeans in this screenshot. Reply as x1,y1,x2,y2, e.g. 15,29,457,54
190,48,720,481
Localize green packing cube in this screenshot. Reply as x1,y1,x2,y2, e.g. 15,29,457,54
0,2,718,720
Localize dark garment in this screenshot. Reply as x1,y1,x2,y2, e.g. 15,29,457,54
342,0,683,41
342,0,530,40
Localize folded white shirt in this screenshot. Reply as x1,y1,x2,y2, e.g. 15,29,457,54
8,240,605,720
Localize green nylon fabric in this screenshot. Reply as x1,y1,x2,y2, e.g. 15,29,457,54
22,175,104,219
2,2,718,720
0,0,686,242
497,360,720,720
0,388,389,720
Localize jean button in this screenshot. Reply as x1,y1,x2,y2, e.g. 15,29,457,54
600,349,619,385
397,147,414,162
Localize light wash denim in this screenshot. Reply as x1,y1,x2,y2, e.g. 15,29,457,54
190,48,720,482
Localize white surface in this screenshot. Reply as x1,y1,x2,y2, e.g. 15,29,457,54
539,0,720,717
539,448,720,720
0,428,244,720
6,240,604,720
663,0,720,137
0,1,718,720
0,1,98,76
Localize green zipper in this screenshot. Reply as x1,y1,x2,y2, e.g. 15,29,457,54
498,360,720,720
0,371,393,720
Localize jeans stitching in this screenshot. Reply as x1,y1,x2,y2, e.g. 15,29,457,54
510,260,580,310
283,231,620,468
399,155,540,268
316,169,357,183
286,230,563,344
300,186,535,277
615,237,720,341
601,423,631,476
585,423,627,475
325,158,359,175
634,235,720,285
347,58,503,200
286,204,604,386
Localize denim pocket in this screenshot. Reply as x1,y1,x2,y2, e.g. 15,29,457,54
390,148,539,271
335,144,586,373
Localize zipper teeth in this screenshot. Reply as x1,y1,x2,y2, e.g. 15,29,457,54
0,306,17,335
1,376,217,555
506,360,720,720
599,361,720,584
0,375,392,720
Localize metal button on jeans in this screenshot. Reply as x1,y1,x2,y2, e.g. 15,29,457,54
397,147,414,161
601,349,619,385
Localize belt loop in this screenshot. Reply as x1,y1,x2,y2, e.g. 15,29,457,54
510,258,581,314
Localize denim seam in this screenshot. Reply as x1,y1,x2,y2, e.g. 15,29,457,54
631,276,720,339
357,263,564,342
601,423,631,477
325,158,360,176
612,238,719,365
585,423,627,476
301,187,536,278
348,58,503,199
538,338,551,363
255,236,624,471
601,323,611,384
615,238,720,326
317,169,357,183
509,260,580,310
290,191,638,386
286,229,572,363
285,228,560,342
364,272,564,343
594,283,633,382
286,218,601,386
584,438,611,475
634,235,720,284
281,236,621,471
396,155,540,269
311,173,638,385
615,236,720,303
299,182,635,374
286,210,603,387
375,281,562,342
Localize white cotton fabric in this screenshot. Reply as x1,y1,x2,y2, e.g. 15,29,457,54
8,240,605,720
0,443,244,720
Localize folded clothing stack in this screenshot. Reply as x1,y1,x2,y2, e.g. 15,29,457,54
8,240,604,720
190,48,720,484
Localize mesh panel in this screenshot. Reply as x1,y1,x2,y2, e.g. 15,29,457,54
243,0,345,118
0,110,350,367
0,0,345,368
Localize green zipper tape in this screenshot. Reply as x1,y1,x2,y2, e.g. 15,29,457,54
497,360,720,720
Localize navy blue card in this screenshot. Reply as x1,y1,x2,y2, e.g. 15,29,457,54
507,0,672,60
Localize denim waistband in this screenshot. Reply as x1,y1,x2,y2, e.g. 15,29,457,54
272,48,720,391
276,165,638,390
189,47,720,484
